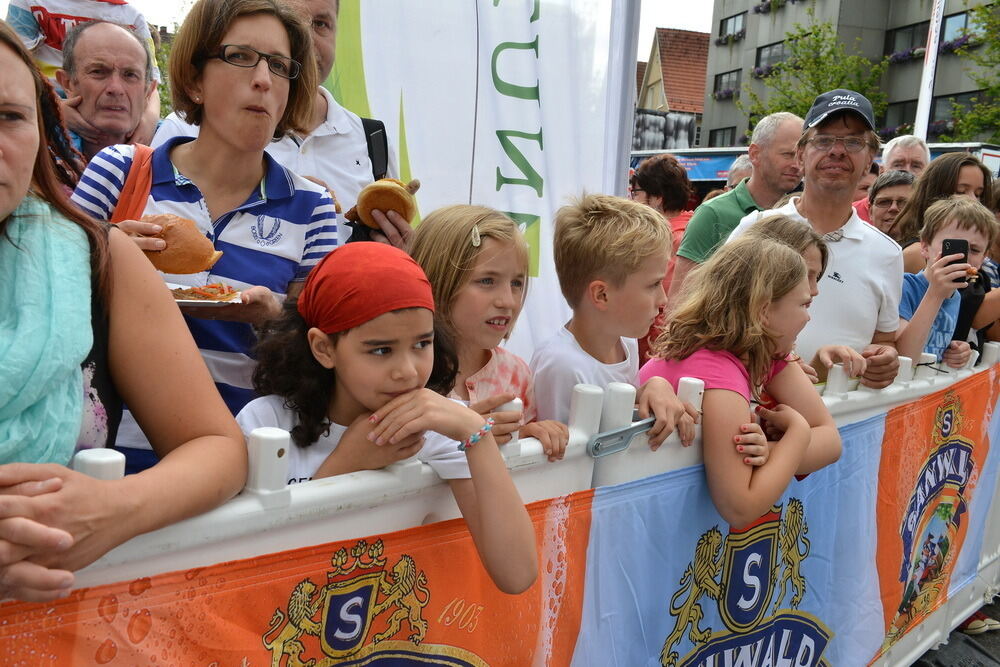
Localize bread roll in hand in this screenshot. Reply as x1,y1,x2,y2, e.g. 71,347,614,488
345,178,420,229
140,213,223,274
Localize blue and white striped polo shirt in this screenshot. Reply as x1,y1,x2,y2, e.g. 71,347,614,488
72,137,338,418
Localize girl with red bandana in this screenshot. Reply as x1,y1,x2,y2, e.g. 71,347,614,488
237,242,537,593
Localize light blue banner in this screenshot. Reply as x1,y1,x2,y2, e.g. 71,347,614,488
573,413,889,666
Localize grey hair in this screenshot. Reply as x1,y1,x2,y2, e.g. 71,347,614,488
62,20,153,84
726,154,753,187
868,169,915,204
750,111,804,146
882,135,931,166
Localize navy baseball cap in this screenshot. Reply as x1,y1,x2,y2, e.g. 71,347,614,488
804,89,876,131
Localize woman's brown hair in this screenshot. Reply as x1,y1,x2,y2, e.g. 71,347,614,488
169,0,317,139
891,152,994,244
631,153,693,213
0,22,108,291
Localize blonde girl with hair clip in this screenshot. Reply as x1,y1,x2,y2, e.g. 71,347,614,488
410,205,570,461
740,215,868,383
640,236,841,529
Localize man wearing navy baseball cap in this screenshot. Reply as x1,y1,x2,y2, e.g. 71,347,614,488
727,88,904,390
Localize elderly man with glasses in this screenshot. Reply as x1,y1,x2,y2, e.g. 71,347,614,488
728,89,903,389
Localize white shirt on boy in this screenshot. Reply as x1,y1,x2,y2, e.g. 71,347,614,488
530,325,639,424
236,395,470,485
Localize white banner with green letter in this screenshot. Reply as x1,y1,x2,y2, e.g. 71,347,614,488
329,0,639,358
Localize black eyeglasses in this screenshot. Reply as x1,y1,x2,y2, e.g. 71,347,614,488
208,44,301,80
806,135,871,153
872,196,909,209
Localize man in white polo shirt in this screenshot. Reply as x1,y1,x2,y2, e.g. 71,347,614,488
729,89,903,388
152,0,405,247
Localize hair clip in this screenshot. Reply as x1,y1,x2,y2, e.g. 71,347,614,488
471,225,481,247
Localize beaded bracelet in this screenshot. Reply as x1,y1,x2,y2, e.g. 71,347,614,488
458,417,495,452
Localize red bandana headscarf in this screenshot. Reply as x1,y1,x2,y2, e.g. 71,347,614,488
297,243,435,333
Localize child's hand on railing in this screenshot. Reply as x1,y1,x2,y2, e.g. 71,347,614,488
521,421,569,462
814,346,867,379
942,341,972,369
637,377,700,449
469,393,521,445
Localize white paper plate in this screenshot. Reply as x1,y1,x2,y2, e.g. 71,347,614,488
165,282,242,307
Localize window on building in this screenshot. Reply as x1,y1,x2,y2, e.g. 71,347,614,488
931,90,981,122
719,12,746,37
709,127,736,147
756,42,788,69
713,69,741,94
883,100,918,129
885,21,930,55
941,12,969,43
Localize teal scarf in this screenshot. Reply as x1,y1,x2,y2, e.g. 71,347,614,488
0,196,93,464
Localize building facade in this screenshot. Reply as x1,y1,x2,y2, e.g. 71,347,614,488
634,28,709,151
701,0,990,146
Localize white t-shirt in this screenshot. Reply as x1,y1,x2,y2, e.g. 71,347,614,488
151,87,398,246
728,197,902,363
529,325,639,423
236,395,470,485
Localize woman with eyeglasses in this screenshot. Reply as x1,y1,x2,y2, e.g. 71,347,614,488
866,170,915,235
71,0,338,471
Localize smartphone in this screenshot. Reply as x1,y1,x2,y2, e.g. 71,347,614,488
941,238,969,285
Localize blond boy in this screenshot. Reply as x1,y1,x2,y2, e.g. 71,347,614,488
531,194,696,447
897,197,999,367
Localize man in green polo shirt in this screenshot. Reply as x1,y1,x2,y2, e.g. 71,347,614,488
669,112,804,300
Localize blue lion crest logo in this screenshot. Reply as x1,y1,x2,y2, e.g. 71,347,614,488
661,499,832,667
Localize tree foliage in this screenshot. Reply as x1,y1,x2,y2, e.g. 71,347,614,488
738,8,889,132
156,34,173,118
944,3,1000,143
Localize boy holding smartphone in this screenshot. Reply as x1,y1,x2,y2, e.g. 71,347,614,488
897,196,998,367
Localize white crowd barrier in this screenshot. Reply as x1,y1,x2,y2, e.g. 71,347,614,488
69,343,1000,663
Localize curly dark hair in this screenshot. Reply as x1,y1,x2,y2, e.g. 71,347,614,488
253,301,458,448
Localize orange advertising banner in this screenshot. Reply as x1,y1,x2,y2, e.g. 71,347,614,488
0,490,594,666
874,369,999,657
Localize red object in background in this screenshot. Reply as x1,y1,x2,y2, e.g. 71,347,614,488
639,210,693,362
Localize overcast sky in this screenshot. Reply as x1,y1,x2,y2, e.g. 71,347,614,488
637,4,713,59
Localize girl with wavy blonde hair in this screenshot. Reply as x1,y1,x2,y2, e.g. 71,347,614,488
740,215,867,381
410,205,569,461
641,235,841,528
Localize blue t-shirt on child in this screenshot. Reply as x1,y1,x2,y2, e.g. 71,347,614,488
899,271,961,360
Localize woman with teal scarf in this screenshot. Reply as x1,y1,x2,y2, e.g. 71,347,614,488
0,22,247,602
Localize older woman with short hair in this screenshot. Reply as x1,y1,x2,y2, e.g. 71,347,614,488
867,170,914,234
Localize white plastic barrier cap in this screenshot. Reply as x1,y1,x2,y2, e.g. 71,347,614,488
71,448,125,480
246,427,290,494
